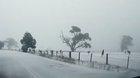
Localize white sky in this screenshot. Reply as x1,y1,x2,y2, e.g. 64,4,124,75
0,0,140,52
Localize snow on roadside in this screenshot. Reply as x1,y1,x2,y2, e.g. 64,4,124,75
0,50,140,78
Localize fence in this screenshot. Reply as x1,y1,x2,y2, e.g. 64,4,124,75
3,49,138,72
26,49,138,72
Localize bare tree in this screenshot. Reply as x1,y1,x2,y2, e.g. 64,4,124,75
121,35,133,52
61,26,92,52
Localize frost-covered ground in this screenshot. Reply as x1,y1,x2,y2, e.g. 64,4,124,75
62,51,140,70
0,50,140,78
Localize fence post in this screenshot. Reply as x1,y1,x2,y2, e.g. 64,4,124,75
106,53,109,65
51,50,54,57
62,51,64,58
69,51,72,58
127,56,130,69
78,52,80,61
90,53,93,62
60,50,63,58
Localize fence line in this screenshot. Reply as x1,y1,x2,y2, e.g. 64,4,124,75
10,49,137,72
26,50,136,70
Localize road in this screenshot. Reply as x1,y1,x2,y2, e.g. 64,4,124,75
0,50,139,78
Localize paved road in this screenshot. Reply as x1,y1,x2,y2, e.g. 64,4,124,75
0,50,139,78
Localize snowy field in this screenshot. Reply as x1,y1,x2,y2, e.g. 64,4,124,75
0,50,140,78
51,51,140,70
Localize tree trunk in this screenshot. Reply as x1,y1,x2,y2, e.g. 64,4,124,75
69,47,75,58
70,47,75,52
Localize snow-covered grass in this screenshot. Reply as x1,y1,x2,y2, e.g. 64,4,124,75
0,51,136,78
25,50,139,76
0,50,140,78
61,51,140,70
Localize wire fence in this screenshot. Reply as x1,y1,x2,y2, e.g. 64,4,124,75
22,49,139,72
5,49,138,72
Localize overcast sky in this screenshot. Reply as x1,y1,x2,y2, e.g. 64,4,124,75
0,0,140,52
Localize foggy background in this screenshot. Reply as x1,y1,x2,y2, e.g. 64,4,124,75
0,0,140,52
